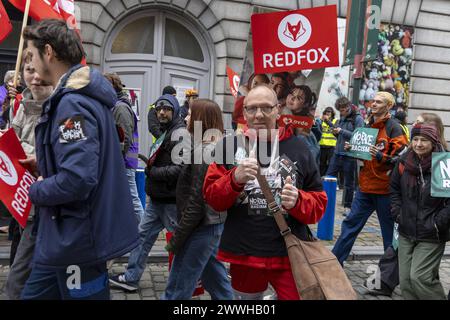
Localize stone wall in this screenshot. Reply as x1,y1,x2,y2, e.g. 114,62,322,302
77,0,450,134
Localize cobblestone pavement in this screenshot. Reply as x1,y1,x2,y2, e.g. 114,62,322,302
2,259,448,300
1,191,449,300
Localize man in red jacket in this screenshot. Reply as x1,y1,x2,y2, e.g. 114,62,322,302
203,85,327,300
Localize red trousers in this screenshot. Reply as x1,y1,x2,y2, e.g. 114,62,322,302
230,264,300,300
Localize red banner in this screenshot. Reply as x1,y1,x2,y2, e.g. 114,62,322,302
251,5,339,74
226,66,240,98
278,115,314,129
0,129,35,228
0,2,13,43
8,0,61,21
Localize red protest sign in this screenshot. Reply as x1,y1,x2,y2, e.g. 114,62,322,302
278,115,314,129
226,66,240,98
0,2,13,43
0,129,35,228
251,5,339,74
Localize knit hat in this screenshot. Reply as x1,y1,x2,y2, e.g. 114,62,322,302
411,124,440,146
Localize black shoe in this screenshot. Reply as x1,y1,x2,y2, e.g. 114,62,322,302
362,279,393,297
109,274,138,292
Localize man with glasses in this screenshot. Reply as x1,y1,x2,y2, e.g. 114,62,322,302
203,85,327,300
110,94,185,292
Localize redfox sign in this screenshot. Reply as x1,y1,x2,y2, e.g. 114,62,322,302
251,5,339,74
0,129,35,228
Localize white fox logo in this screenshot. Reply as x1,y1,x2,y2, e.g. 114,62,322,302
0,151,18,186
283,21,306,41
0,156,12,179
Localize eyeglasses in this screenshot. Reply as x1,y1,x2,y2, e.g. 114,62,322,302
244,104,277,115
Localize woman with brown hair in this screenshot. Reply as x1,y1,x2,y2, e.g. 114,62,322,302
163,99,232,300
415,112,449,151
391,123,450,300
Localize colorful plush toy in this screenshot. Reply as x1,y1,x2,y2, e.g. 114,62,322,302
360,83,367,102
385,77,394,91
384,53,395,67
365,81,377,101
380,40,390,56
402,30,412,48
391,39,404,56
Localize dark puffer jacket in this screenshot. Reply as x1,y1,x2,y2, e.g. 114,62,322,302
145,95,185,202
390,150,450,242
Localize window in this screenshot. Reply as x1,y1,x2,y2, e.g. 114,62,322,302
112,17,155,54
164,18,204,62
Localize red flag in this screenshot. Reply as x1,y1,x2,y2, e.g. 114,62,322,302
0,2,13,43
226,66,240,98
0,129,36,228
10,0,87,64
8,0,61,21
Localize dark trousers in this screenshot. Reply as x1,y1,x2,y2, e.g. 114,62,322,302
319,146,335,176
379,246,399,291
8,219,21,266
326,154,356,208
21,263,110,300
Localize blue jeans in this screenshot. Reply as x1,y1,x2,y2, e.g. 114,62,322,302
326,154,356,208
124,201,178,283
21,263,109,300
332,191,394,265
162,224,232,300
126,168,145,223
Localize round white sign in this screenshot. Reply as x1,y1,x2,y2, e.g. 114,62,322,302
277,14,312,49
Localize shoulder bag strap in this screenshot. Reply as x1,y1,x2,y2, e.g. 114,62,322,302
254,169,292,236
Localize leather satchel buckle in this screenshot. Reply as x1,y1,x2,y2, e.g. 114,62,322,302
267,201,280,216
280,227,291,236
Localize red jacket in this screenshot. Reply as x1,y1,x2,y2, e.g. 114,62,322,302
203,127,327,269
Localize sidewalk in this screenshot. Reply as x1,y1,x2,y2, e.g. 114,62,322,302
0,190,449,300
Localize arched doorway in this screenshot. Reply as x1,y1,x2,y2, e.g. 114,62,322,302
103,10,213,157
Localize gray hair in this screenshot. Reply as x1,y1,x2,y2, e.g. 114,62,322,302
4,70,15,84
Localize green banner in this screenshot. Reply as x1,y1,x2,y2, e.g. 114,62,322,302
343,0,366,66
347,127,379,160
431,152,450,198
362,0,382,62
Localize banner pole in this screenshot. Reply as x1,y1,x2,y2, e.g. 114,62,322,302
13,0,31,87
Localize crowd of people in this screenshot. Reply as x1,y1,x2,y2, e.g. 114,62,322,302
0,19,449,300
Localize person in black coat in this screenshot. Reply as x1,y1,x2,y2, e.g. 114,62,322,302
163,99,232,300
391,124,450,300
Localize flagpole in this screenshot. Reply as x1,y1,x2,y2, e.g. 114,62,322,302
13,0,31,87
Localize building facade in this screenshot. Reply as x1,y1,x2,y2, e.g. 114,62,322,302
2,0,450,154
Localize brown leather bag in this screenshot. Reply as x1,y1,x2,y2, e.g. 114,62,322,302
255,170,358,300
